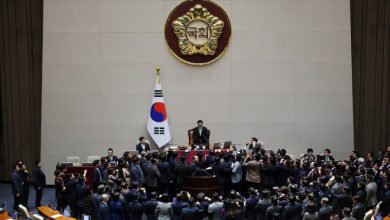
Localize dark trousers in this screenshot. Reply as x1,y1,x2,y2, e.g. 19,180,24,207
21,186,29,207
13,194,21,210
35,187,43,207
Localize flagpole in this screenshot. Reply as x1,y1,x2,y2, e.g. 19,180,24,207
156,67,160,84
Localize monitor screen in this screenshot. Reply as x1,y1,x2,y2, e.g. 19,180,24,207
63,209,71,217
82,214,91,220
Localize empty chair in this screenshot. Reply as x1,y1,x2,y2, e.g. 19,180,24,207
18,204,31,220
87,156,100,163
32,214,44,220
66,156,80,166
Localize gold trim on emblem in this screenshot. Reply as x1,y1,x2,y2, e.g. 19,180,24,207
172,4,224,56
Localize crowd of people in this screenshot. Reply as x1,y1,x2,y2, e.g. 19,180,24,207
11,141,390,220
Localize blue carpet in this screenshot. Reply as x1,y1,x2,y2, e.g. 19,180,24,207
0,183,56,212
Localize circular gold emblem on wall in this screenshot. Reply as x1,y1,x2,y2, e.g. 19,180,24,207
165,0,231,65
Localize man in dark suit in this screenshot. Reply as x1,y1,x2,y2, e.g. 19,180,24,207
245,188,260,220
98,194,110,220
92,160,102,191
181,198,203,220
351,196,365,220
32,160,46,207
130,157,145,188
136,137,150,154
255,190,272,220
174,156,191,192
318,149,335,163
145,159,160,197
281,195,302,220
318,197,333,220
105,148,118,164
11,164,23,210
247,137,262,154
192,120,210,148
143,191,158,220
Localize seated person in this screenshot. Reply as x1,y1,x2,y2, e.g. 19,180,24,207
192,120,210,149
136,136,150,154
106,148,118,164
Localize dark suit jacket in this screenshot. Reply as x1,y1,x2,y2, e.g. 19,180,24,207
145,164,160,187
255,198,272,220
136,143,150,154
157,161,172,184
11,171,23,195
192,127,209,146
106,155,118,163
32,167,46,188
281,202,302,220
129,201,143,220
265,205,282,220
245,196,260,220
174,162,191,185
351,202,365,220
130,164,144,186
181,206,203,220
98,201,110,220
93,167,102,187
143,199,158,220
318,205,333,220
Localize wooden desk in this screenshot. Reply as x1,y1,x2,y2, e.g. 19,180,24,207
0,212,11,220
37,206,76,220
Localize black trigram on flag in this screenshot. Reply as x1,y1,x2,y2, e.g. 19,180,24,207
154,127,165,135
154,90,163,97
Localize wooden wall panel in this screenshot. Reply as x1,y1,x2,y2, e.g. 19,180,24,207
351,0,390,156
0,0,43,181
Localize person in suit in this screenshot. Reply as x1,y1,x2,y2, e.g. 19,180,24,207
11,164,23,211
247,137,263,154
143,191,158,220
156,193,172,220
130,157,145,188
98,194,110,220
245,187,259,220
364,174,378,209
54,169,66,212
341,207,356,220
92,160,102,192
281,195,302,220
128,193,143,220
207,192,223,220
109,192,124,220
157,155,172,195
136,137,150,154
302,202,319,220
351,196,365,220
265,196,282,220
145,159,161,197
243,154,262,190
318,197,333,220
255,190,272,220
32,160,46,207
173,157,191,192
106,148,118,164
319,149,335,163
192,120,210,148
181,198,203,220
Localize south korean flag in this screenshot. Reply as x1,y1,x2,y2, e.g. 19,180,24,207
147,74,171,148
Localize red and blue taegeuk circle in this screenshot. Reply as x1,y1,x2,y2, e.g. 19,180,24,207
150,102,167,122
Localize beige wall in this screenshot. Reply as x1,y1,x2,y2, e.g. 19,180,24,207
41,0,353,174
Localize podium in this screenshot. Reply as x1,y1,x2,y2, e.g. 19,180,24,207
182,176,220,197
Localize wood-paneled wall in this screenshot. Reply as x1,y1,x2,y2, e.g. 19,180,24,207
351,0,390,157
0,0,43,180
